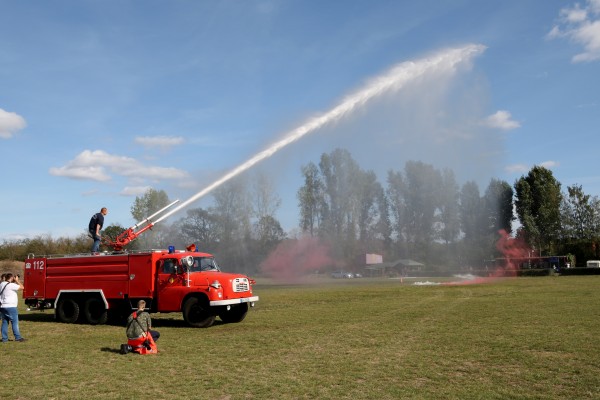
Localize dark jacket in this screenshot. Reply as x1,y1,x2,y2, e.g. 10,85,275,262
88,213,104,233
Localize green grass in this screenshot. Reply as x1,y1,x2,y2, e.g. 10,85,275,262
3,276,600,399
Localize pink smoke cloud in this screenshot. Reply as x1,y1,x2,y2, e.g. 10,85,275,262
260,236,334,282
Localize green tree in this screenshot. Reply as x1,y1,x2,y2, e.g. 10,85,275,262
514,166,562,255
297,162,323,236
318,149,361,241
386,161,443,262
386,169,406,245
483,178,514,235
103,223,128,250
211,177,253,273
437,169,460,245
250,172,286,265
130,188,170,222
175,207,220,250
317,149,385,261
212,177,251,244
401,161,442,257
459,181,486,267
354,170,381,248
0,240,25,260
460,181,483,243
297,149,388,262
558,184,600,262
372,179,393,256
561,184,600,241
253,215,286,249
129,188,171,249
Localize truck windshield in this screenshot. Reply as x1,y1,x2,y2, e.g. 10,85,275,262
189,257,220,272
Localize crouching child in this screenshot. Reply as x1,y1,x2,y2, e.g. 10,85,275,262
120,300,160,354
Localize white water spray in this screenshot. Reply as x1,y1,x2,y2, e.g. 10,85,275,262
154,44,486,224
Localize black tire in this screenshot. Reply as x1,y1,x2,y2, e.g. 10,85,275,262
219,303,248,323
56,298,80,323
182,296,216,328
83,297,108,325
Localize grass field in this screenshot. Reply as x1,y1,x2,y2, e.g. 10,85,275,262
2,276,600,399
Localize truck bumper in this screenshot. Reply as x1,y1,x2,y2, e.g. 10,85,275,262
210,296,259,306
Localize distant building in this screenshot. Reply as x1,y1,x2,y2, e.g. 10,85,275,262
357,253,383,265
364,258,425,277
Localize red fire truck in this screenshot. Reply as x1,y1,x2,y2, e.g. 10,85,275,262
23,201,258,328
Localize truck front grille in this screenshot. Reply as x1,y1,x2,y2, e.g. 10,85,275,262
232,278,249,292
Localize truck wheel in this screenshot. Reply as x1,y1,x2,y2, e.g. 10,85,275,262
183,296,215,328
219,303,248,323
56,298,80,323
83,297,108,325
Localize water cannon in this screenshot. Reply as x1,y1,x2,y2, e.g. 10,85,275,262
105,199,180,251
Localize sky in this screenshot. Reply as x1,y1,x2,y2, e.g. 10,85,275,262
1,0,599,241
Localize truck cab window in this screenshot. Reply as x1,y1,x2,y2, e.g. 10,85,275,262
161,259,178,274
189,257,220,272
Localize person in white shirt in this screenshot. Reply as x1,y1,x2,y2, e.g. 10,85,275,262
0,273,26,342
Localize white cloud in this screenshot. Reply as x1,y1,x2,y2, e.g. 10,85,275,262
483,110,520,130
505,161,559,174
505,164,529,174
120,186,152,196
547,25,561,39
49,165,112,181
0,108,27,139
49,150,190,183
134,135,184,148
540,160,559,169
549,0,600,63
564,6,588,23
576,102,600,108
120,165,189,180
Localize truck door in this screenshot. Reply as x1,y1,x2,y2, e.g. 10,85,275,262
156,258,186,312
23,257,47,299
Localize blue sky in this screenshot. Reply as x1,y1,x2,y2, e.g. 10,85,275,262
1,0,599,241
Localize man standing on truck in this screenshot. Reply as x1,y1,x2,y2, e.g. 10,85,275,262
0,274,26,343
123,300,159,354
88,207,108,254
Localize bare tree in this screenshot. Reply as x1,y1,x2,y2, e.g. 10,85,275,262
252,171,281,220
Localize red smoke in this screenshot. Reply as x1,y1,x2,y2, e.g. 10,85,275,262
494,229,530,277
260,236,334,282
445,229,530,286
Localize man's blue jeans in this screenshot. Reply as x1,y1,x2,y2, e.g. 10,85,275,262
90,230,101,253
1,307,22,342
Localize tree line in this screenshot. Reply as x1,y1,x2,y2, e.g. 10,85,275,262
2,148,600,273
